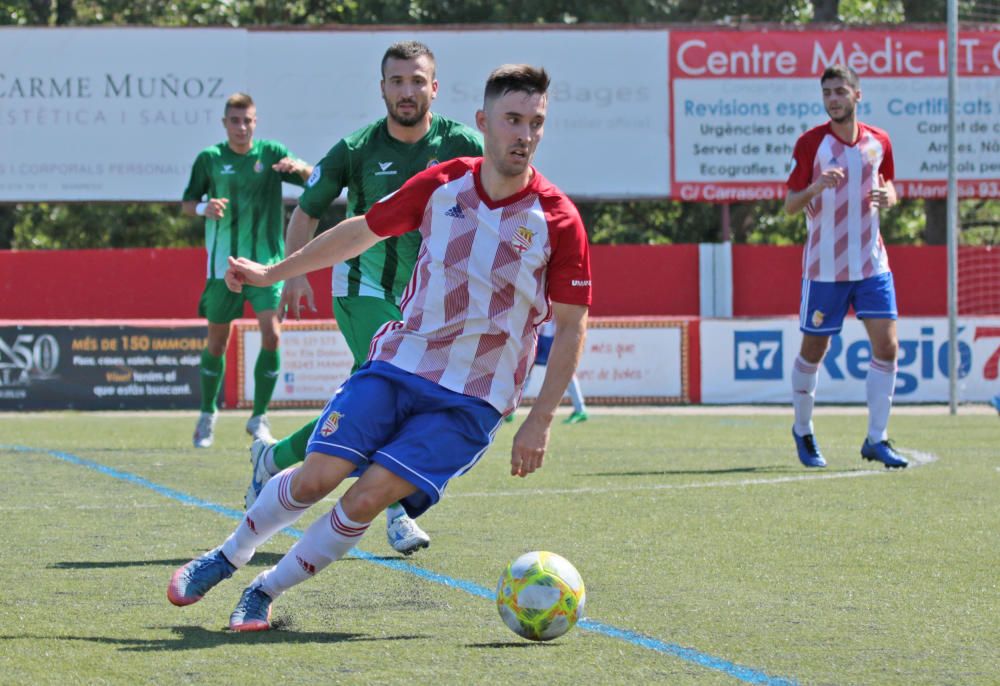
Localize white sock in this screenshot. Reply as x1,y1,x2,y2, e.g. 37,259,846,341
263,444,280,475
567,376,586,413
866,357,897,443
221,468,310,567
792,355,819,437
258,500,370,599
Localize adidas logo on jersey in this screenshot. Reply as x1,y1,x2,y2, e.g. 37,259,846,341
444,204,465,219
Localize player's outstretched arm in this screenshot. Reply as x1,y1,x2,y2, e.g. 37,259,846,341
510,303,588,478
271,157,314,182
226,215,383,292
280,207,322,320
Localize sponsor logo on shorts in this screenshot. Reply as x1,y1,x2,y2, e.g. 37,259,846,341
320,411,343,437
571,279,591,287
811,310,825,328
246,516,257,534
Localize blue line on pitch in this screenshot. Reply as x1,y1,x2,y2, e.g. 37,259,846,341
6,445,797,686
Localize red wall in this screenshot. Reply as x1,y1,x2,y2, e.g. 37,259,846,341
0,243,976,320
0,244,702,319
730,244,948,317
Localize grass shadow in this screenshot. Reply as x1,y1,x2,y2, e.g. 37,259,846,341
467,641,558,649
1,627,427,652
48,553,287,570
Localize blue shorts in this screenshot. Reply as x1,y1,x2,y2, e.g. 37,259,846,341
306,361,502,518
799,272,897,335
534,334,554,366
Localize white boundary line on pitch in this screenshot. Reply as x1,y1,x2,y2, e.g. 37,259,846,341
450,448,939,498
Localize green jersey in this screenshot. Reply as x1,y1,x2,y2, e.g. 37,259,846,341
298,113,483,302
183,139,305,279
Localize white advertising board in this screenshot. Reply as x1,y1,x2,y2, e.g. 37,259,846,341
0,28,248,201
522,320,688,403
248,29,670,200
239,318,690,407
700,317,1000,404
239,322,353,407
1,27,669,201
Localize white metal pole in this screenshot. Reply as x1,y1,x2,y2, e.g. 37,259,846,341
946,0,959,415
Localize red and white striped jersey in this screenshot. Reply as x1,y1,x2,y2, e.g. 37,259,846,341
787,122,895,282
364,157,592,414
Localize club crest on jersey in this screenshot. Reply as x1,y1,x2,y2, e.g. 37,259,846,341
512,226,534,253
426,158,439,168
253,160,264,173
811,310,825,328
320,411,343,437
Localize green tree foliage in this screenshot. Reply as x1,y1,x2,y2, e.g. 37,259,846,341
0,0,994,249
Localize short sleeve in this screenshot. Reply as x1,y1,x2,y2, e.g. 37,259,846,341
297,140,350,218
540,193,591,307
786,134,816,193
365,158,474,238
182,150,210,202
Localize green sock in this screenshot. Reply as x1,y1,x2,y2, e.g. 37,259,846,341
199,350,225,413
272,418,318,470
252,348,280,417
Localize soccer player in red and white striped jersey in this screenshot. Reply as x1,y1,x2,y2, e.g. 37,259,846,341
167,64,593,631
784,64,907,470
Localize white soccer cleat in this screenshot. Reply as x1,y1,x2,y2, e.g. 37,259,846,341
245,414,274,444
192,412,217,449
386,513,430,555
245,438,276,510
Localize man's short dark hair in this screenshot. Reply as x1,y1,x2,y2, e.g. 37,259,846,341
381,41,436,78
224,92,254,116
483,64,550,105
820,64,860,90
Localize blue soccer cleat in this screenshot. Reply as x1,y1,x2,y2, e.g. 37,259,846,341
167,547,236,606
229,583,274,632
792,428,827,468
861,438,908,469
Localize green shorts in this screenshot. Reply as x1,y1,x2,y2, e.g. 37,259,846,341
198,279,282,324
334,295,402,372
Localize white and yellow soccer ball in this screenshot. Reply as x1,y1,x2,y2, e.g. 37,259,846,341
496,551,586,641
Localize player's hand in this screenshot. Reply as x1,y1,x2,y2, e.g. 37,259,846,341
510,416,550,478
279,275,316,321
813,167,845,193
225,256,271,293
870,173,892,208
205,197,229,219
272,157,303,175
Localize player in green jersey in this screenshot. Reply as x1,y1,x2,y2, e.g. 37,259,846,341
245,42,483,555
183,92,313,449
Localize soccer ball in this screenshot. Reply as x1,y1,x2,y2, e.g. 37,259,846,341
495,551,586,641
